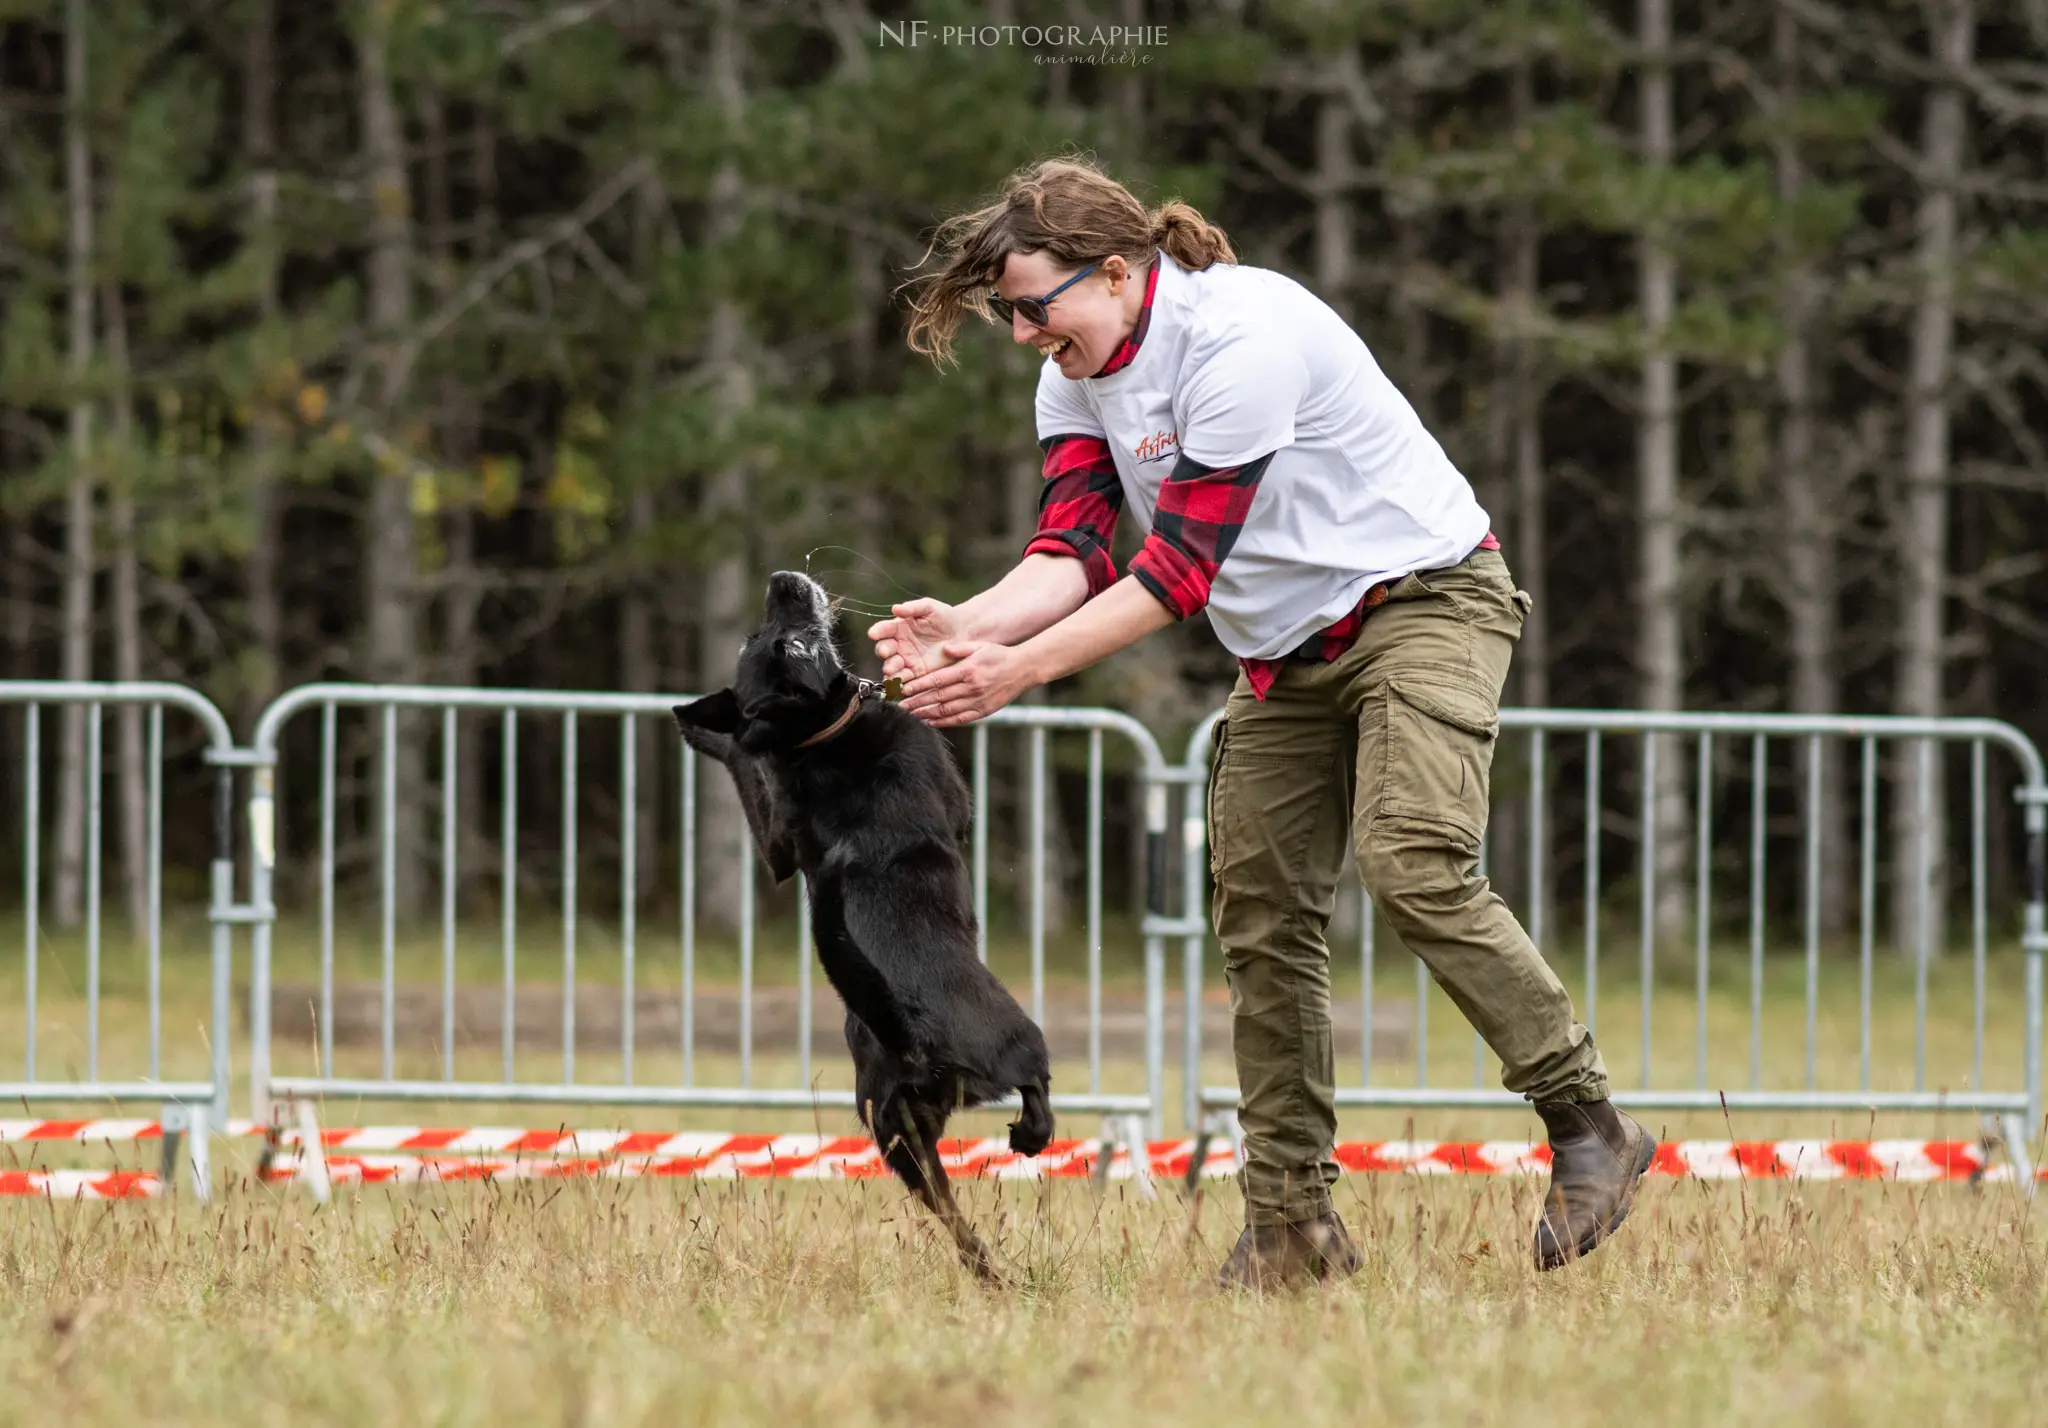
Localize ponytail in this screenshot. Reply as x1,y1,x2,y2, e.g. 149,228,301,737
1150,200,1235,271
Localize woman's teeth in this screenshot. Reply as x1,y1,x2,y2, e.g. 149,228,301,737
1040,337,1072,359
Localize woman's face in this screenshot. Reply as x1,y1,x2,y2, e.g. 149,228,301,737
997,251,1136,379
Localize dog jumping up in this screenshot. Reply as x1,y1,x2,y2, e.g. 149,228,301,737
672,570,1054,1282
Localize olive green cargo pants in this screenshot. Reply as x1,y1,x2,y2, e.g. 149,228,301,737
1208,549,1609,1226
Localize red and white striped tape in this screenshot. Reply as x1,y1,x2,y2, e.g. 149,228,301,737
0,1126,2031,1197
251,1134,2024,1185
0,1119,210,1144
0,1169,161,1199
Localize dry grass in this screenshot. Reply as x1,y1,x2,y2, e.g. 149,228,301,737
2,1173,2047,1426
5,914,2048,1424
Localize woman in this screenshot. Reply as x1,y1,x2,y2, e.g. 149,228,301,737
871,157,1654,1288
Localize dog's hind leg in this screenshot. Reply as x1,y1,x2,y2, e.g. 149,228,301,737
877,1097,1001,1284
1010,1080,1054,1157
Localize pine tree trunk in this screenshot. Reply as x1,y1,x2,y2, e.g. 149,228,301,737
1486,60,1548,920
103,278,148,933
359,0,424,919
619,171,664,904
1892,0,1974,958
1313,50,1356,323
1388,45,1434,424
422,90,485,902
1773,3,1850,939
243,0,284,722
1637,0,1689,945
54,0,96,931
695,0,752,932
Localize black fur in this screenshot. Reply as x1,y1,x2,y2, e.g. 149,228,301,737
673,571,1053,1281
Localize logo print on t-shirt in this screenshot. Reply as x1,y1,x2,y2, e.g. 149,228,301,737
1134,429,1180,466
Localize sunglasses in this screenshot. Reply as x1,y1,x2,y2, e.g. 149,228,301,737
989,262,1099,328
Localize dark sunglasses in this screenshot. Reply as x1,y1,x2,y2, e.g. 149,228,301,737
989,262,1099,327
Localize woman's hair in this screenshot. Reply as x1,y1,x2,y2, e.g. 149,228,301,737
903,156,1235,365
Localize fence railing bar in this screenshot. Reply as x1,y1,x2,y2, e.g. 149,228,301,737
24,705,37,1081
1641,733,1656,1091
1087,728,1103,1097
1585,730,1600,1039
1029,725,1046,1026
562,711,577,1085
86,701,102,1080
443,706,457,1084
1749,733,1766,1092
1972,740,1987,1092
321,701,337,1078
739,813,754,1089
501,709,517,1084
621,714,637,1088
1695,731,1711,1089
972,725,988,966
1914,738,1933,1094
1859,736,1876,1093
1804,734,1821,1092
681,744,695,1087
381,702,396,1082
798,871,812,1090
146,703,162,1079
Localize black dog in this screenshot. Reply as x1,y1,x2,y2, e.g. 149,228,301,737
672,570,1054,1281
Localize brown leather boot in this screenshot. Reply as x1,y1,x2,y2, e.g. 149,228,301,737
1532,1098,1657,1270
1214,1211,1362,1292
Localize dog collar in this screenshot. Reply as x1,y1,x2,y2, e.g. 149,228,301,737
795,676,905,750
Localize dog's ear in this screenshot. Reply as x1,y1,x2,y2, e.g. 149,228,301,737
674,690,746,765
673,690,740,736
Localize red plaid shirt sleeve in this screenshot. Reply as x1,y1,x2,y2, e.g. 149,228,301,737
1023,433,1125,598
1127,451,1276,619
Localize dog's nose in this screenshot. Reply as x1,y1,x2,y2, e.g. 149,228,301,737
766,570,826,614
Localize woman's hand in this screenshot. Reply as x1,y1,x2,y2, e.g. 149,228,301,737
899,641,1038,727
867,599,964,684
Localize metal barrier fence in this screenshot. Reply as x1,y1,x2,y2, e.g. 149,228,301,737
0,681,247,1195
7,680,2045,1180
245,685,1173,1133
1179,710,2048,1167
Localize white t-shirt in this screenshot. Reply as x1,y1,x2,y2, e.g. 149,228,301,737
1033,252,1492,660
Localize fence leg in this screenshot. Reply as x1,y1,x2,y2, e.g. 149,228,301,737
1090,1114,1158,1201
1090,1115,1115,1195
1999,1112,2037,1197
159,1103,184,1194
190,1104,212,1201
294,1100,332,1204
158,1102,211,1202
1121,1113,1157,1201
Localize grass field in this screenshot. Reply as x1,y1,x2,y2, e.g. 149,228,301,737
2,1174,2046,1425
0,910,2036,1145
3,915,2048,1424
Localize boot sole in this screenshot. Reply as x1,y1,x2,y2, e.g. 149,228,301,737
1536,1129,1659,1272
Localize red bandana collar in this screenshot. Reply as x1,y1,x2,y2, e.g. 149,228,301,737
1090,261,1160,379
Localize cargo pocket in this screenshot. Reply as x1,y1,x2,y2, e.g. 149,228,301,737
1205,719,1229,879
1380,674,1499,847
